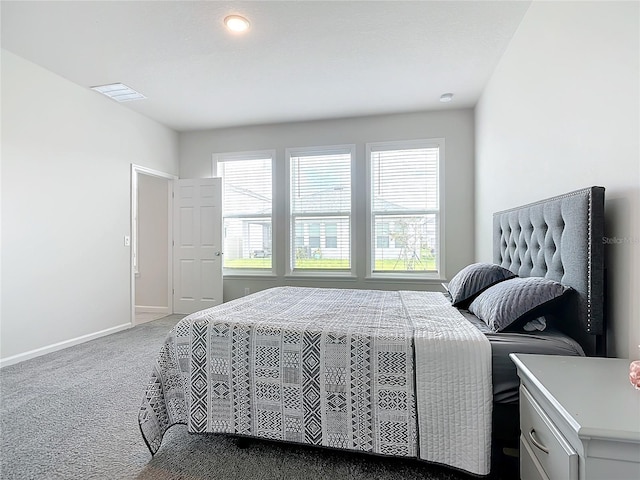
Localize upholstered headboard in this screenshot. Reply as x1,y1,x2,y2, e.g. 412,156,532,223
493,187,605,356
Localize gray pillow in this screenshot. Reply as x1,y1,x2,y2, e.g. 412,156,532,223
468,277,572,332
446,263,516,307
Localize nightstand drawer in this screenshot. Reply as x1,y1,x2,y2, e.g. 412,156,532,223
520,436,550,480
520,385,578,480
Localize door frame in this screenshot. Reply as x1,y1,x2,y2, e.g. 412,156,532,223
130,164,178,326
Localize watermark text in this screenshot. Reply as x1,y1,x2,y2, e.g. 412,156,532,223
602,236,640,245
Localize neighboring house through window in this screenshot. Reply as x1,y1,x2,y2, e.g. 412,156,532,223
288,145,354,273
367,139,443,278
213,150,274,273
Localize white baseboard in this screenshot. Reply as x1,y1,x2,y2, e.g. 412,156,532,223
0,323,132,369
135,305,170,314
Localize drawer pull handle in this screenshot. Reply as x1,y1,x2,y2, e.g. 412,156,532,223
529,428,549,454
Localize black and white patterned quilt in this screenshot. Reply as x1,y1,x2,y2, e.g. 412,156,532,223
139,287,492,475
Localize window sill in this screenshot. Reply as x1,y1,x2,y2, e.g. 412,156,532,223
284,273,357,281
364,275,446,283
223,271,277,280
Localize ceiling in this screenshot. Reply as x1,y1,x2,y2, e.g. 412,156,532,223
1,1,531,132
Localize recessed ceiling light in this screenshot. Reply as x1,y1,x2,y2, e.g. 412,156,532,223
91,83,146,102
440,93,454,103
224,15,250,33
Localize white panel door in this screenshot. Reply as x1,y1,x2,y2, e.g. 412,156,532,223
173,178,223,314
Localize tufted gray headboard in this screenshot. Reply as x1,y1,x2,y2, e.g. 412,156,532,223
493,187,605,356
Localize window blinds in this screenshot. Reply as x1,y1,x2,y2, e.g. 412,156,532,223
218,156,273,269
370,146,439,273
289,150,351,270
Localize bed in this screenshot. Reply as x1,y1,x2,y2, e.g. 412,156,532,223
139,186,605,476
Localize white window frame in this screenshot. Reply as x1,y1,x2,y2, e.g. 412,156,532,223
365,138,445,280
285,144,356,278
213,149,276,277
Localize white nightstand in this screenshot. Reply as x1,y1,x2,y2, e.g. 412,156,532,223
510,354,640,480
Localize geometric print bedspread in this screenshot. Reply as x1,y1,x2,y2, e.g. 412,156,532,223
139,286,491,475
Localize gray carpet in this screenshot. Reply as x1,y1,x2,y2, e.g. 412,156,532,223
0,316,516,479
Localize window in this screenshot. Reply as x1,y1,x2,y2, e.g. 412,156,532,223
295,223,304,248
308,223,321,248
376,222,390,248
288,145,354,272
214,151,274,272
368,139,442,277
325,223,338,248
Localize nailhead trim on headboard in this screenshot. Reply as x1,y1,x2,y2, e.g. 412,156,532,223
587,190,593,332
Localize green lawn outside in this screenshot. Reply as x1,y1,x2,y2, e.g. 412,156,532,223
225,258,272,269
374,257,436,272
225,256,436,271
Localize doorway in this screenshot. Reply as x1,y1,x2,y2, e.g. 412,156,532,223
130,165,176,325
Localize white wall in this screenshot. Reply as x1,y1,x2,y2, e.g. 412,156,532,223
475,2,639,358
1,50,179,363
180,109,476,300
135,174,169,312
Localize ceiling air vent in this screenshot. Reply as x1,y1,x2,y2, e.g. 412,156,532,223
90,83,146,102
